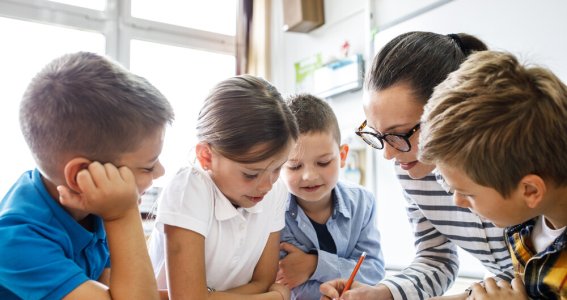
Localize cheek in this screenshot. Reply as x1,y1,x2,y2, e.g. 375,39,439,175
136,174,153,193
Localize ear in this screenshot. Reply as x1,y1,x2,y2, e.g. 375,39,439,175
196,142,213,171
339,144,350,168
518,174,546,209
63,157,91,193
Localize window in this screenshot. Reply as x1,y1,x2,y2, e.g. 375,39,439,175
0,0,236,199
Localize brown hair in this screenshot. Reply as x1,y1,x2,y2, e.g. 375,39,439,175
286,93,341,145
196,74,299,163
20,52,174,179
419,51,567,196
366,31,487,103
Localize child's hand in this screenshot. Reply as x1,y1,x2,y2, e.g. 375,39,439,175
276,242,317,289
269,282,291,300
467,277,528,300
58,161,139,221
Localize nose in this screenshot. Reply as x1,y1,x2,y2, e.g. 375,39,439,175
257,172,275,193
382,143,397,161
301,164,318,181
453,193,470,208
153,161,165,179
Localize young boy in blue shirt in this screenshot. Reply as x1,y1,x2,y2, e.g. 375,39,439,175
277,94,385,300
419,50,567,299
0,52,174,299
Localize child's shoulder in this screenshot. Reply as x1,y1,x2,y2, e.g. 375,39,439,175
336,180,372,195
335,180,375,205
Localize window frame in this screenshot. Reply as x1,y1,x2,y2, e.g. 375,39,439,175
0,0,235,68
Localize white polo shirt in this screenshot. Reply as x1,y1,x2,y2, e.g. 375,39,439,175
148,165,287,291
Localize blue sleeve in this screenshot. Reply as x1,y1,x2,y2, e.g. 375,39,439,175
0,217,89,299
310,191,385,285
291,279,324,300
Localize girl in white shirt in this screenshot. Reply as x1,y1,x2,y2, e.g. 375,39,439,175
148,75,299,300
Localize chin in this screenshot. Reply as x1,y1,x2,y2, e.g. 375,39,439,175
406,164,435,179
406,169,429,179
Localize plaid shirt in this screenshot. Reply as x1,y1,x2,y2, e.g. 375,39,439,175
506,218,567,299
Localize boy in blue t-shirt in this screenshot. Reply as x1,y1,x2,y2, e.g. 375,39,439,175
0,52,174,299
277,94,385,300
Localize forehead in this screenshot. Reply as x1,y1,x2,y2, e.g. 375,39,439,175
290,132,338,157
116,127,165,165
437,163,476,190
238,141,294,169
363,83,424,131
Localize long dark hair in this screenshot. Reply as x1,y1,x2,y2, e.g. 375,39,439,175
366,31,487,103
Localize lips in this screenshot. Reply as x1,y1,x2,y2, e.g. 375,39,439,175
399,160,418,170
248,195,265,203
301,185,322,192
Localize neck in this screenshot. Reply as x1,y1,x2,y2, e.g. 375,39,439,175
541,185,567,229
297,193,333,224
41,174,90,222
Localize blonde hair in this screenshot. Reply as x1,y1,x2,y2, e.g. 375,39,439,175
419,51,567,197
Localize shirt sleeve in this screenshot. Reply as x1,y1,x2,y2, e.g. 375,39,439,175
381,191,459,300
0,217,89,299
155,167,214,237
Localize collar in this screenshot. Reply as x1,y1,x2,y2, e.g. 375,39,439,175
286,185,350,220
507,217,567,253
208,175,264,222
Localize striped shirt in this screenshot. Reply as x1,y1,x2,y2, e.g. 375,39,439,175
506,218,567,299
381,164,514,300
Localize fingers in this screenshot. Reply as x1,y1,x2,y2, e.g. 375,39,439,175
470,282,487,297
483,278,498,293
280,242,297,253
496,279,511,289
319,279,344,299
511,277,524,290
57,185,83,210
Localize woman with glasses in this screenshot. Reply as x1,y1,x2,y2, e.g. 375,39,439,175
320,31,514,300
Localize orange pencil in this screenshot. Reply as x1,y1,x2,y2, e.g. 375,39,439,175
340,251,367,296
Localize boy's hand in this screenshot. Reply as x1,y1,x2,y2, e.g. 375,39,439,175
319,280,387,300
276,242,317,288
467,277,528,300
58,162,139,221
269,282,291,300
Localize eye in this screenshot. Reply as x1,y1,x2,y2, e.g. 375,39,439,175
286,163,301,170
243,172,258,179
317,160,332,167
143,167,155,173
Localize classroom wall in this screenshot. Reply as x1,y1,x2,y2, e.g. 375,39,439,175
269,0,567,276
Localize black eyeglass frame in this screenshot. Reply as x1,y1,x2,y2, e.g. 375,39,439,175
355,120,421,152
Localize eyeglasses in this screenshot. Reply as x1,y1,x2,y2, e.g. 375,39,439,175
355,120,420,152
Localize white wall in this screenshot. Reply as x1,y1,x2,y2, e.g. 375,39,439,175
270,0,567,278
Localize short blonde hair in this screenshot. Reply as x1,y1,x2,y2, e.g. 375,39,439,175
419,51,567,197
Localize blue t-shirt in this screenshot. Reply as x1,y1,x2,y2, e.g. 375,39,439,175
0,169,110,299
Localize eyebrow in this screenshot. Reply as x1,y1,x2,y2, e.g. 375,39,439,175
145,155,160,164
368,122,414,134
245,161,287,172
